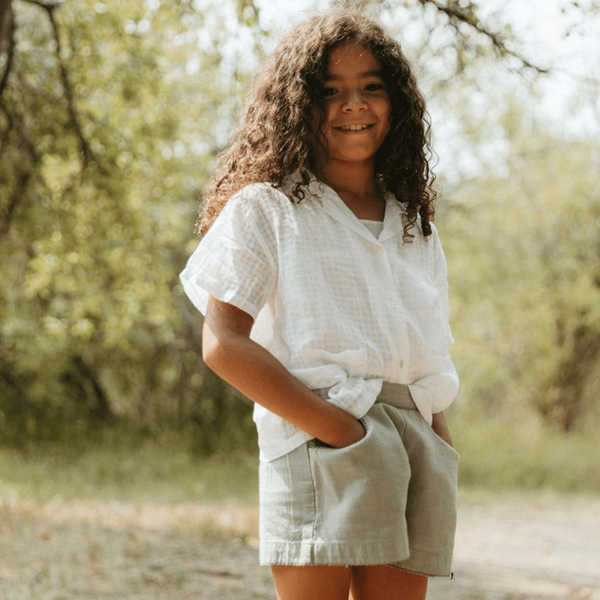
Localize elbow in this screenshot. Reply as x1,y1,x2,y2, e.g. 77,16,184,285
201,298,254,376
201,326,238,377
202,334,223,372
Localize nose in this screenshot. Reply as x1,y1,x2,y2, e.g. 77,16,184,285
341,89,367,112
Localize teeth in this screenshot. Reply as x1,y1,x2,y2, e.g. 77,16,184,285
341,124,370,131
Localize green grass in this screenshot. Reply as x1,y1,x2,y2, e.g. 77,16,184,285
0,425,259,504
1,415,599,505
0,429,267,600
453,414,600,495
1,418,597,600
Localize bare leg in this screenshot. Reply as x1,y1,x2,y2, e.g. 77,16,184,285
271,565,352,600
350,565,428,600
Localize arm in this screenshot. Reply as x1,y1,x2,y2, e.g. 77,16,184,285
202,296,366,448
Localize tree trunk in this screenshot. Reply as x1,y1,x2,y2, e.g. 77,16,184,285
534,325,600,432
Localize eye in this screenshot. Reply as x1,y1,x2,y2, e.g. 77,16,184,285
322,87,338,98
365,82,386,92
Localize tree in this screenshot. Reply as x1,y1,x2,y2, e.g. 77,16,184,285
1,0,597,447
0,0,262,447
439,87,600,431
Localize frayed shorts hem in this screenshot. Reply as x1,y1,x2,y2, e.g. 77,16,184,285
259,540,410,570
388,550,454,578
260,549,453,579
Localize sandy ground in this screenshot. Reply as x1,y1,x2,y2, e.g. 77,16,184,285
431,495,600,600
1,493,599,599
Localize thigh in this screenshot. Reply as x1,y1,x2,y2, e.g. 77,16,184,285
271,565,352,600
350,565,428,600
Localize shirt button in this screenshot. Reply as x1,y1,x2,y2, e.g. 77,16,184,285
375,246,384,254
398,359,404,368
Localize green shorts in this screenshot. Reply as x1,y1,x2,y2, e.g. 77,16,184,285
258,382,459,577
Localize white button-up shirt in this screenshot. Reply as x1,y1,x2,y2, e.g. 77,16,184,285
180,178,458,461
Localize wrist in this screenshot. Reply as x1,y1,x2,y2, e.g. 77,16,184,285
317,403,366,448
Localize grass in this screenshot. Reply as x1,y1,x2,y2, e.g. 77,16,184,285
0,425,260,505
1,419,599,599
1,414,599,505
0,427,268,599
452,414,600,495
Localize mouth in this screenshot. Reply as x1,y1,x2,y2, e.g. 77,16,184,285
335,123,373,131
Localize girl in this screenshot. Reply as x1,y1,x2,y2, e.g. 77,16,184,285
180,11,459,600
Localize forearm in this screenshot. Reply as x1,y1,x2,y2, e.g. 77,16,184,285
202,300,364,448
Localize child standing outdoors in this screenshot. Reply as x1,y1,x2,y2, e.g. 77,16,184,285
180,11,459,600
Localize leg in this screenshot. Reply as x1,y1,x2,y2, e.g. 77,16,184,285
350,565,428,600
271,565,352,600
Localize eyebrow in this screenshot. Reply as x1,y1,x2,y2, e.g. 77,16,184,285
324,69,385,82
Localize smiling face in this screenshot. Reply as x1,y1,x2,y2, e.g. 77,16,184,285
314,40,391,173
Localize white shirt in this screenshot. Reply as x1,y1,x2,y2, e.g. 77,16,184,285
180,177,459,461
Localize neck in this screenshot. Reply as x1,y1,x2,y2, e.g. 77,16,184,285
317,160,377,197
316,161,385,220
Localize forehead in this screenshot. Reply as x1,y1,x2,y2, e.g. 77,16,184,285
325,40,382,77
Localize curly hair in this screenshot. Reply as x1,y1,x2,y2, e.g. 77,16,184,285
198,10,437,241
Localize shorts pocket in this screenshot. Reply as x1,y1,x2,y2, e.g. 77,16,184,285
431,429,460,462
306,411,411,547
310,417,368,450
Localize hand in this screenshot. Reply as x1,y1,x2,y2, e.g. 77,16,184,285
321,417,366,449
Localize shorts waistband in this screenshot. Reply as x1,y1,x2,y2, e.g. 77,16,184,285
378,382,416,410
312,382,416,411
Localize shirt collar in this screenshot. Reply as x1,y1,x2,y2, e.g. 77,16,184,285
297,175,406,243
380,193,406,242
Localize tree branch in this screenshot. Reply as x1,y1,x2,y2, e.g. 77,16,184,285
0,101,37,238
0,165,29,238
0,0,13,52
418,0,550,74
19,0,61,10
0,7,14,100
22,0,91,165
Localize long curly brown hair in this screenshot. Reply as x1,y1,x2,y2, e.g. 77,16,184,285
198,10,437,241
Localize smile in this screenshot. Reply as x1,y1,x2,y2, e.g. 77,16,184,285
336,124,373,131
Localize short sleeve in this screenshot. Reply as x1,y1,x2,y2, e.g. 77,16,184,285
179,188,278,319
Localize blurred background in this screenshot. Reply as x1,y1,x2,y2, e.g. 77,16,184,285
1,1,600,598
1,0,599,496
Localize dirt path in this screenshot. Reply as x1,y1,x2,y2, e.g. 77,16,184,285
1,493,599,599
431,495,600,600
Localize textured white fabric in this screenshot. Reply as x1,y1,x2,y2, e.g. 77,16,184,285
180,177,459,461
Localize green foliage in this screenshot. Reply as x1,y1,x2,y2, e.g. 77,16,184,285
440,89,600,432
0,0,262,447
1,0,599,473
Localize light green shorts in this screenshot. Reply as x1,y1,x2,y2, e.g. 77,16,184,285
258,383,459,577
